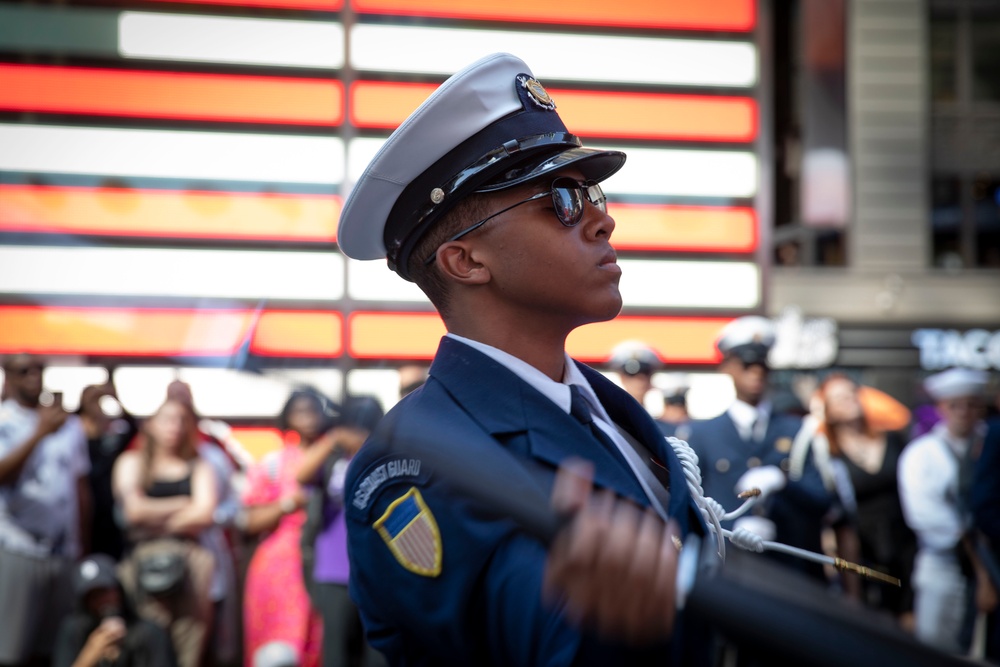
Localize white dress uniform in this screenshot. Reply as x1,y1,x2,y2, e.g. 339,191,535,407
897,367,989,653
898,423,976,651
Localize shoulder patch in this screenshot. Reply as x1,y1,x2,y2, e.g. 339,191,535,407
351,456,425,513
374,487,442,577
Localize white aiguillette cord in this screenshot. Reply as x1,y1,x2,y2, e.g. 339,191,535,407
666,436,900,587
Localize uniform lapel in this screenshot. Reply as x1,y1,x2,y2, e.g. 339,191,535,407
429,337,648,506
576,363,697,530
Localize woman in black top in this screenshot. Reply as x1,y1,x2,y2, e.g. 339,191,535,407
111,398,219,667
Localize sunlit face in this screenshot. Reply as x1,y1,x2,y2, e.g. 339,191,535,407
3,355,44,405
823,377,863,424
146,400,194,453
287,395,324,441
468,169,623,330
723,357,768,406
937,395,985,438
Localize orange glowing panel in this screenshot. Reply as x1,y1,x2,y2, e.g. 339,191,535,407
567,316,731,365
0,306,343,358
230,427,286,462
351,81,757,143
557,91,756,143
0,65,344,125
610,205,757,253
348,312,447,359
348,312,730,365
351,0,755,31
251,311,342,357
0,185,340,243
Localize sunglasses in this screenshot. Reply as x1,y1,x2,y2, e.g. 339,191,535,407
423,177,607,266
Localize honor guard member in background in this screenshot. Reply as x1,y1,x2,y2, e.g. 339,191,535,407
336,53,710,667
656,374,690,439
676,317,835,582
899,367,991,655
608,340,661,410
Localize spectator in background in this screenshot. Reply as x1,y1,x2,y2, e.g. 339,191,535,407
608,340,661,410
397,365,429,400
78,380,138,561
53,553,177,667
163,379,243,666
239,388,332,667
0,353,91,667
789,374,917,623
899,368,990,655
112,397,219,667
298,395,387,667
656,373,690,437
677,317,836,583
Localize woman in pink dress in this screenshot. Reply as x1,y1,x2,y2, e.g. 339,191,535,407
241,388,337,667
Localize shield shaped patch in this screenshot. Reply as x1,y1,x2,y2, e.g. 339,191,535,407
374,487,442,577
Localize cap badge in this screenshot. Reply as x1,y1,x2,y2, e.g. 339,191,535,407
518,75,556,111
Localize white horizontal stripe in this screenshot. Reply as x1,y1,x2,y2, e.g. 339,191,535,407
347,258,431,303
348,138,756,199
119,12,344,69
111,367,344,417
598,146,758,198
0,246,344,301
0,124,344,185
618,259,759,309
343,253,757,309
351,25,756,87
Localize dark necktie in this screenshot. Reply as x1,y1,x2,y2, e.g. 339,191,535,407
569,384,630,467
568,385,672,497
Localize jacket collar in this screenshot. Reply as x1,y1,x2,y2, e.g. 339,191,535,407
428,337,648,504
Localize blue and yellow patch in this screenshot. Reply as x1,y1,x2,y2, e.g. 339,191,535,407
374,487,442,577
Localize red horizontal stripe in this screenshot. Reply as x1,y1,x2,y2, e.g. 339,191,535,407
348,312,729,364
0,64,344,126
0,185,340,243
351,81,757,142
612,205,757,253
351,0,755,31
0,306,342,358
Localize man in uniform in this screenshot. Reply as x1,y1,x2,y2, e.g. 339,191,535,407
608,340,661,407
677,316,835,581
899,367,990,654
336,53,709,666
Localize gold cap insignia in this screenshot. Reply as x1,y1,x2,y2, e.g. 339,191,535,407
519,75,555,111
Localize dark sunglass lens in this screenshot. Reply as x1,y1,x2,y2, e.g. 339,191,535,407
550,180,584,226
585,182,606,212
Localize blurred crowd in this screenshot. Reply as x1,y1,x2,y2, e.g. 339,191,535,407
0,352,416,667
1,333,999,666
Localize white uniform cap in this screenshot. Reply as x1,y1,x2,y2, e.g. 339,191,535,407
337,52,625,281
923,367,989,401
609,340,661,376
715,316,776,355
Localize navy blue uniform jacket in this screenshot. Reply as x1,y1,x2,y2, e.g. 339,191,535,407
679,411,834,580
344,337,709,666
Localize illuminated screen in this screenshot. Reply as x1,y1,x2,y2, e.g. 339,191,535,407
0,0,763,432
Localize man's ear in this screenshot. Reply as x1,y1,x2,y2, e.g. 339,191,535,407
437,242,491,285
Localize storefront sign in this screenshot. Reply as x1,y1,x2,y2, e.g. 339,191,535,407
770,306,839,369
911,328,1000,371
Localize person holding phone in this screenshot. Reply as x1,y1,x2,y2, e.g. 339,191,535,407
53,553,177,667
0,353,92,666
